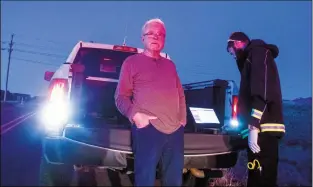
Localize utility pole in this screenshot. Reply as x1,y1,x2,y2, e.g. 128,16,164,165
3,34,14,102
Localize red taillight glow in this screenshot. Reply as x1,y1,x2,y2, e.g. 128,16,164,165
48,79,68,102
113,45,138,53
232,95,238,119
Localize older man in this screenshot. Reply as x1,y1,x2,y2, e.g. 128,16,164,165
115,18,186,186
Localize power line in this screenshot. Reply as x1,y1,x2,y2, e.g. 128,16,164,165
11,33,74,46
2,40,68,59
13,41,67,52
2,40,69,53
11,57,60,67
14,48,67,59
2,41,68,59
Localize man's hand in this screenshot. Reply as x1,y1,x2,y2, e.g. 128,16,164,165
248,128,261,153
132,112,157,128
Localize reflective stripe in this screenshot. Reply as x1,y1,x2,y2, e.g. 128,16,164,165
251,109,263,119
260,123,285,133
241,127,261,139
240,128,249,135
240,128,249,139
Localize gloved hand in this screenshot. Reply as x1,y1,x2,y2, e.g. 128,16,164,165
248,128,261,153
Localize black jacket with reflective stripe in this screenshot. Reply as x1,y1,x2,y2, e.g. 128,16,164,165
237,39,285,138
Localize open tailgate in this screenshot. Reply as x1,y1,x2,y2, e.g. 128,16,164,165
63,127,247,156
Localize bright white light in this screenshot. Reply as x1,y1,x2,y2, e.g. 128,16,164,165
230,119,239,127
40,101,71,131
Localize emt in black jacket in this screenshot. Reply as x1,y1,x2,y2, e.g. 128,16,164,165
227,32,285,187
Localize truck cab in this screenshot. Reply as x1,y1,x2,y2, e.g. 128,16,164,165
39,41,247,186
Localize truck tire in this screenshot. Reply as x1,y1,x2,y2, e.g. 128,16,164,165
39,156,74,186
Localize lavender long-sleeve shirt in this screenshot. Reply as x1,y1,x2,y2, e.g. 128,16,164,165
115,53,187,134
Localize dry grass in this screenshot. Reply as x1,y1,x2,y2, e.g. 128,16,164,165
209,168,247,187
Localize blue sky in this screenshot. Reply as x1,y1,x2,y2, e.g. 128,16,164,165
1,1,311,99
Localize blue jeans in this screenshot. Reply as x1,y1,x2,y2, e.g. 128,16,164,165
131,124,184,186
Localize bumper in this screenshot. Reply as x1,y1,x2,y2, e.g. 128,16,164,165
43,127,247,169
43,137,129,168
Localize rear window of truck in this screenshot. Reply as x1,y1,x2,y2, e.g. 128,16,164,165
74,47,137,79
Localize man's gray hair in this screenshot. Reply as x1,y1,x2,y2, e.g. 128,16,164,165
141,18,166,36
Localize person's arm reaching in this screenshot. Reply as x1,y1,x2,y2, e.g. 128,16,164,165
115,58,140,124
249,48,270,131
176,72,187,126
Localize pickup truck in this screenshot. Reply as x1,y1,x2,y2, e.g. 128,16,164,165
39,41,247,186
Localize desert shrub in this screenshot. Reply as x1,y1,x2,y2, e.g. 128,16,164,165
209,168,246,187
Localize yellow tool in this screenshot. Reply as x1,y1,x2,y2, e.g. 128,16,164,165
182,168,205,178
247,159,262,171
189,168,205,178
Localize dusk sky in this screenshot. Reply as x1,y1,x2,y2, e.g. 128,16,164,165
1,1,311,100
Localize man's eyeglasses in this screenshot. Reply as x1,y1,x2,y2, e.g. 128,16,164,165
143,32,165,38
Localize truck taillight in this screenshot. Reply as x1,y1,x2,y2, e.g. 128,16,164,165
48,79,69,102
232,95,238,119
40,78,71,132
113,45,138,53
230,95,239,127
